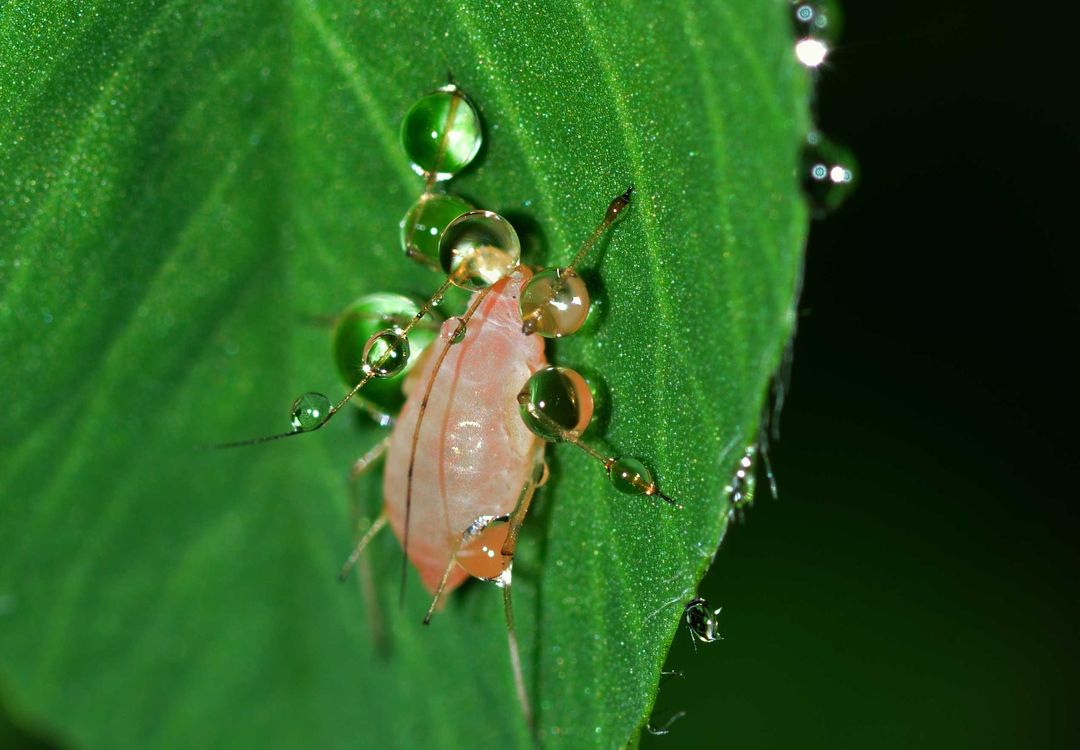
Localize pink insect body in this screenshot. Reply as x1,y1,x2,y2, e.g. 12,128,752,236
382,269,546,593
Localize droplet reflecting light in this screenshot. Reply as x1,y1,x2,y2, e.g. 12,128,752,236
795,38,828,67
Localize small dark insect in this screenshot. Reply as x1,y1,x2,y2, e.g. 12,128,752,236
684,597,722,645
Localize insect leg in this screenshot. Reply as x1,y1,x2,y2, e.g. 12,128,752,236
422,535,465,625
497,450,545,733
501,570,533,732
338,513,388,582
340,436,393,582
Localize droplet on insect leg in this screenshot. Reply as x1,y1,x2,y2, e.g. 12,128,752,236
400,85,482,180
400,193,473,267
606,456,655,495
455,516,512,581
362,328,410,377
439,210,521,290
518,267,591,337
518,366,594,441
333,293,439,414
290,392,332,432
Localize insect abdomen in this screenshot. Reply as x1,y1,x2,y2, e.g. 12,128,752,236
382,270,545,593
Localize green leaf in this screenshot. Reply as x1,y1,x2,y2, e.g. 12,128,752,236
0,1,808,748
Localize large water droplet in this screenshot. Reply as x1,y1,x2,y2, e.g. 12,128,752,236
519,267,591,338
802,130,858,218
517,366,594,442
439,210,521,290
400,85,482,181
400,193,473,268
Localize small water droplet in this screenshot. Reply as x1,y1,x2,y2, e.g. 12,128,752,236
441,316,467,344
790,0,842,42
290,392,332,432
362,328,410,378
801,130,858,218
607,456,654,496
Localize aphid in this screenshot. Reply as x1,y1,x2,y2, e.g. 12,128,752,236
684,597,722,646
215,81,680,729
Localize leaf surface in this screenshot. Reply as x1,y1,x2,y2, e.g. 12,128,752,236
0,1,808,747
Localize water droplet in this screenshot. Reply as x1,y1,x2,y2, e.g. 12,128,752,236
400,192,473,268
518,267,590,337
400,85,482,181
684,597,722,643
456,515,512,581
607,456,655,496
441,316,467,344
439,210,521,290
790,0,842,42
291,392,332,432
332,294,437,414
802,130,858,218
517,366,593,442
362,328,410,378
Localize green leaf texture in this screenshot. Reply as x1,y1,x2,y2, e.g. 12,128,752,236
0,1,809,747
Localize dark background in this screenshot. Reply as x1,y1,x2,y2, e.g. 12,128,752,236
645,3,1080,748
4,3,1077,749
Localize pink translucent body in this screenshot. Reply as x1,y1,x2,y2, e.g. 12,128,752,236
382,270,546,593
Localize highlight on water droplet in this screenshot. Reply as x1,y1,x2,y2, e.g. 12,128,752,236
290,392,332,432
795,37,829,67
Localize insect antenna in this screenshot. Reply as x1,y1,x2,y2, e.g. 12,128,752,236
567,184,634,271
399,284,498,606
201,277,458,450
